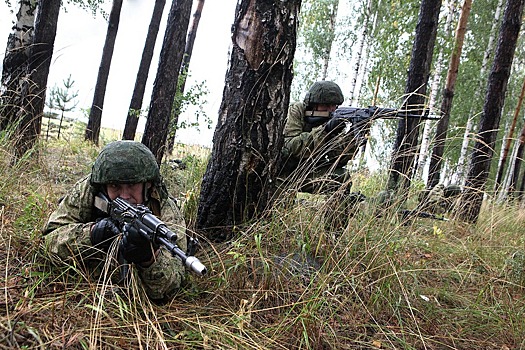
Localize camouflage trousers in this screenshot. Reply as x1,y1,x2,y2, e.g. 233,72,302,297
276,161,358,230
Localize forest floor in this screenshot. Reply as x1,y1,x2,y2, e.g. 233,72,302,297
1,136,525,349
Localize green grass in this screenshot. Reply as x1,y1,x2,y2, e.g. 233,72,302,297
1,135,525,349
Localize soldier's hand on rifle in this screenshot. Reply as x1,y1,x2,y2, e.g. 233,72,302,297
120,223,159,266
91,217,121,251
324,117,346,135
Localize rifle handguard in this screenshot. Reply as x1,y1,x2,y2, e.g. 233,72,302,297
94,194,208,276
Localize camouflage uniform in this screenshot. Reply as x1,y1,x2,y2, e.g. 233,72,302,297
418,184,462,215
43,142,187,301
283,102,358,167
279,83,359,194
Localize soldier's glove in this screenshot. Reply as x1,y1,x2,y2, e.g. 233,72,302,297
120,223,158,265
324,117,346,135
91,218,121,251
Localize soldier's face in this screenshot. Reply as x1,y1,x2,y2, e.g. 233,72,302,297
106,183,146,204
316,104,338,112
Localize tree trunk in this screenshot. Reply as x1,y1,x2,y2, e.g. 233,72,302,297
456,0,504,184
387,0,442,195
500,134,520,200
85,0,123,145
519,161,525,202
494,75,525,193
58,110,64,139
166,0,206,153
196,0,301,242
415,0,455,181
122,0,166,141
0,0,38,131
347,0,371,104
458,0,525,223
320,0,338,80
511,116,525,199
427,0,472,189
141,0,193,163
13,0,60,160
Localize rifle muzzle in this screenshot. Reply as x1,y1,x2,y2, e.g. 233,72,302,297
185,256,207,276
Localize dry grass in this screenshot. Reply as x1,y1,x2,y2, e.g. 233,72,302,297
1,135,525,349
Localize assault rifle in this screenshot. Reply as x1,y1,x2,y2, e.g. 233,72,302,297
399,209,449,222
94,193,207,276
305,105,439,145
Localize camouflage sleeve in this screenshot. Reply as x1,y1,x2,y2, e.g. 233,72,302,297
425,184,446,214
283,102,326,158
43,176,102,264
136,197,187,300
45,178,188,300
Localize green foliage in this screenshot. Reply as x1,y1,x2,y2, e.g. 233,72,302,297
300,0,338,62
171,72,212,133
14,191,48,235
161,147,210,230
46,75,79,140
292,0,340,99
47,74,79,113
64,0,108,17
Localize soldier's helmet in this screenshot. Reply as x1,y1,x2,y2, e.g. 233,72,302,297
90,141,160,185
304,81,344,106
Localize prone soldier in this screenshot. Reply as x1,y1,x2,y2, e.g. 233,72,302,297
43,141,188,301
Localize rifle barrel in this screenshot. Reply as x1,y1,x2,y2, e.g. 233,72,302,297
101,195,208,276
333,106,438,120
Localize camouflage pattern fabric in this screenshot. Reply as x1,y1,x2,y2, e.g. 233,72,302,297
279,102,358,194
418,184,462,215
303,81,344,106
43,176,187,300
91,140,161,185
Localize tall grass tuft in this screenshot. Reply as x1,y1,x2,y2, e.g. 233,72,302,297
1,135,525,349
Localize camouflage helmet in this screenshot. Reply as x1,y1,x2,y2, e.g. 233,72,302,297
303,81,344,106
90,141,160,185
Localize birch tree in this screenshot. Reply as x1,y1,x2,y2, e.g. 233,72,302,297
13,0,60,159
427,0,472,189
0,0,37,131
458,0,525,223
387,0,442,195
347,0,371,105
414,0,456,181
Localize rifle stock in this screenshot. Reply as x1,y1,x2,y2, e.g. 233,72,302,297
95,193,207,276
